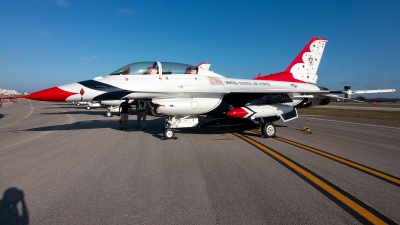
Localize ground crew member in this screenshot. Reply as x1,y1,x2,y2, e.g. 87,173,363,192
118,98,132,131
135,99,147,130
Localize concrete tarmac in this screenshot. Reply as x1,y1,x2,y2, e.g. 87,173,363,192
1,100,399,224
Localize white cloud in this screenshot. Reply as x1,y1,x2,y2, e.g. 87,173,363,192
0,59,9,64
82,55,98,62
56,0,69,7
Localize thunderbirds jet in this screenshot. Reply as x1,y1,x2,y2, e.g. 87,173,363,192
25,37,396,139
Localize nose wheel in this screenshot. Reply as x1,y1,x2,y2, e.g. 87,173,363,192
261,122,276,138
163,128,175,139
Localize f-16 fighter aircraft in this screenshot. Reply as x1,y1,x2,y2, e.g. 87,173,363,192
25,37,396,139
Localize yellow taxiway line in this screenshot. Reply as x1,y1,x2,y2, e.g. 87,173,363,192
233,132,389,224
276,136,400,186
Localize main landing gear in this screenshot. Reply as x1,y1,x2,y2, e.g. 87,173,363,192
260,122,276,138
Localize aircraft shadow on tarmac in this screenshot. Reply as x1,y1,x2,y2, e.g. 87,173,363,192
0,114,4,119
21,117,268,139
24,119,132,131
0,187,29,225
41,111,110,116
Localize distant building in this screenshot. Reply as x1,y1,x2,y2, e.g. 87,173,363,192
0,88,18,95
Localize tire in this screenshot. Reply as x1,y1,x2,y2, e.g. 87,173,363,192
86,106,90,110
106,112,112,117
261,122,276,137
164,128,175,139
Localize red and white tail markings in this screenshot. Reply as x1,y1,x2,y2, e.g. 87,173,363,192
254,37,328,84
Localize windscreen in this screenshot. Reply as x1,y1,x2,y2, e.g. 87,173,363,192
109,62,157,75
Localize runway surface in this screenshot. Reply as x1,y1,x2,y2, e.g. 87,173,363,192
1,100,399,224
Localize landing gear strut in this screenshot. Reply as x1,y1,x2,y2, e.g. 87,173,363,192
162,115,198,140
106,106,119,117
261,122,276,138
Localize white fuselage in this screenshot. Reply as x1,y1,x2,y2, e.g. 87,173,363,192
58,73,319,115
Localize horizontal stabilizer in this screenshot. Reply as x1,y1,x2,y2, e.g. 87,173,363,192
344,89,396,94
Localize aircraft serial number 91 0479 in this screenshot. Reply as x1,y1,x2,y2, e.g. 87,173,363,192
25,38,396,139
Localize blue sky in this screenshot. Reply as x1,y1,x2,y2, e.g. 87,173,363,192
1,0,399,98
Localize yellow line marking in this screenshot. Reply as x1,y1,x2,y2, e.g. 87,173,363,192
250,129,400,185
233,132,386,225
302,116,400,130
277,137,400,185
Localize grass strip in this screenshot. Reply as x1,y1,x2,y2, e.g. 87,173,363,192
329,103,400,108
297,108,400,122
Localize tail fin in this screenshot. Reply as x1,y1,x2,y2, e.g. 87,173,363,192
254,37,328,84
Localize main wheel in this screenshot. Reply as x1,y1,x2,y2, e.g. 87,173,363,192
261,122,276,138
164,128,175,139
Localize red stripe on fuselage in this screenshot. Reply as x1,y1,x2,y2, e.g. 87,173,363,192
25,87,78,101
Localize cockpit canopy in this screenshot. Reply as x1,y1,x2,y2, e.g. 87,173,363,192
109,62,197,76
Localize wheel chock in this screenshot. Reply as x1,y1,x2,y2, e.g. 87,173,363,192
303,126,312,134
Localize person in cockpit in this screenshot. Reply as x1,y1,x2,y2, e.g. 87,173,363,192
145,67,157,75
185,67,197,74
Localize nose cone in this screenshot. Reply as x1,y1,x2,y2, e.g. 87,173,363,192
25,87,78,101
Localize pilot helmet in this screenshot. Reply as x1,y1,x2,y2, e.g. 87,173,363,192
186,67,197,74
146,67,157,74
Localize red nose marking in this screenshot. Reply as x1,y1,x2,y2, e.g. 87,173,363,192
25,87,78,102
226,108,248,118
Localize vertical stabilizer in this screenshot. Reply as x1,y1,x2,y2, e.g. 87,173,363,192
285,37,328,84
254,37,328,84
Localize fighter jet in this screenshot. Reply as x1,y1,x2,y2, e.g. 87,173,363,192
25,37,396,139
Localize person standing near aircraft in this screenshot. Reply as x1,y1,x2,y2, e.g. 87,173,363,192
135,99,147,130
118,98,132,131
